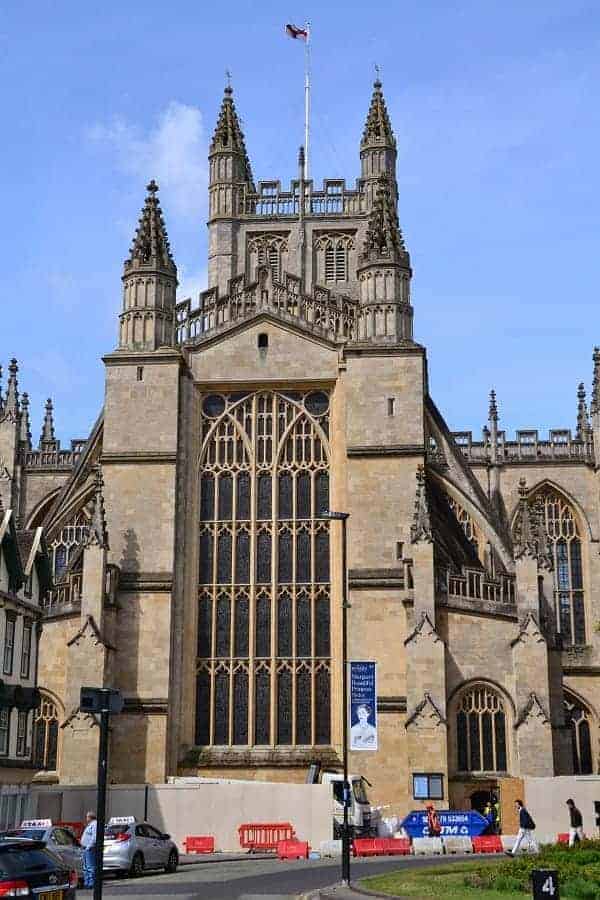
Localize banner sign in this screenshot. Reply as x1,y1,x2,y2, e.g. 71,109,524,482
349,661,377,751
401,810,488,838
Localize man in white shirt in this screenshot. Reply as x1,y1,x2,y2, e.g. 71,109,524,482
80,811,97,889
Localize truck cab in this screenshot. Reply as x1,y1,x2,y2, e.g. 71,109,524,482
321,772,379,838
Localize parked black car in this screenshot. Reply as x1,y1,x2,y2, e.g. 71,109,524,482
0,838,77,897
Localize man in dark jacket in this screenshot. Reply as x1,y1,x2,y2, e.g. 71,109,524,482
508,799,538,855
566,798,584,846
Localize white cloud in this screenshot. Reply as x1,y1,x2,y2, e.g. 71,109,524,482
88,102,207,219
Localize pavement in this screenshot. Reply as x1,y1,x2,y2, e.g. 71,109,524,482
88,851,480,899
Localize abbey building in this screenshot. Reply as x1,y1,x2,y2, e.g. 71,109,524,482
0,80,598,815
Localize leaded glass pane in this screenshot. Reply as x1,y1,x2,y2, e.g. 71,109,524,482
235,595,249,657
197,595,212,658
235,531,250,584
315,531,330,582
216,532,232,584
279,474,293,519
481,712,494,770
257,475,272,520
559,595,572,644
257,531,272,584
579,719,592,773
296,592,311,657
195,671,210,745
571,541,583,589
315,472,329,517
277,669,292,744
457,711,468,771
47,720,58,770
296,531,311,583
315,594,330,656
218,475,233,520
199,530,213,584
278,531,292,583
278,593,292,657
214,670,229,745
297,473,311,519
315,668,330,744
216,595,231,657
236,473,250,520
468,713,481,771
457,688,507,773
573,595,586,645
233,671,249,744
200,475,215,521
255,593,271,658
495,712,507,771
255,669,270,745
296,668,311,744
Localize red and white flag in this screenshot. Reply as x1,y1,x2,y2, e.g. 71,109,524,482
285,23,309,42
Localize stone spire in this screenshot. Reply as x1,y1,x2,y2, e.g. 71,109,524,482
84,465,109,550
119,181,178,351
125,180,176,274
4,359,19,419
39,398,58,450
576,382,589,441
209,85,254,186
591,347,600,416
360,79,398,208
487,389,499,466
361,79,396,151
410,465,433,544
19,392,32,450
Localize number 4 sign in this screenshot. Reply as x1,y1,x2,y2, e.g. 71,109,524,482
532,869,559,899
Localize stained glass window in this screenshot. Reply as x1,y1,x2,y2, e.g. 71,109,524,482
456,685,507,773
196,391,332,748
535,489,586,645
32,695,60,771
564,692,594,774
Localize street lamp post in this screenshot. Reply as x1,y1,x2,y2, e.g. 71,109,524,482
323,510,351,885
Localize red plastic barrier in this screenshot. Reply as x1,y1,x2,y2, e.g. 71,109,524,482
238,823,296,852
57,821,84,839
557,833,569,844
183,836,215,854
277,839,309,860
472,835,503,854
353,838,412,857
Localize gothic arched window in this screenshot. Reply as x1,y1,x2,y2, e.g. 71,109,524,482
536,488,585,645
564,692,594,774
444,492,483,561
456,685,508,773
33,695,60,771
315,234,354,284
197,390,331,749
49,510,89,582
247,234,288,283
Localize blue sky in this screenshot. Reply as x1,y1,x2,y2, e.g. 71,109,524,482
1,0,599,444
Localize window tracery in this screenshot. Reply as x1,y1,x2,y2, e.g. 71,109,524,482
315,234,354,283
247,234,288,283
535,488,585,645
197,390,331,749
444,492,482,561
456,684,508,773
50,509,89,581
32,695,59,771
564,692,594,774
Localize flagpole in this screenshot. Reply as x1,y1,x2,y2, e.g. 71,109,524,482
304,22,311,181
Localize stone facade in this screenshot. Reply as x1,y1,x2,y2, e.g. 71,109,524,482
2,80,599,823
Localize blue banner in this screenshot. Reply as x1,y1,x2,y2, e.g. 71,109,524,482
401,810,488,838
349,661,377,751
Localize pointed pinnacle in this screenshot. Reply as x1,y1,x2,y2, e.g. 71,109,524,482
361,78,396,150
209,85,254,185
126,181,176,273
4,358,19,415
361,177,406,260
488,389,498,423
576,382,589,440
40,397,55,445
19,392,31,449
591,346,600,415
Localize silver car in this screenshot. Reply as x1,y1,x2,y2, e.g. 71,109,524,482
1,820,84,877
103,818,178,876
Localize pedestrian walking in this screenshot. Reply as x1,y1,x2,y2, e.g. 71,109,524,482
566,798,584,846
426,803,442,838
507,799,538,855
80,811,98,889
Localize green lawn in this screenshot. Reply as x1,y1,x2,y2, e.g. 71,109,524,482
360,862,525,899
360,843,600,899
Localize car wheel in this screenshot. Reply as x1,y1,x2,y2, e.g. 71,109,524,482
130,852,144,877
165,849,178,874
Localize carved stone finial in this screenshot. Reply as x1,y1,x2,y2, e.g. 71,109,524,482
410,464,433,544
4,358,19,418
146,179,159,195
576,382,589,440
85,464,109,551
488,389,498,423
591,347,600,416
19,392,32,450
125,181,176,273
